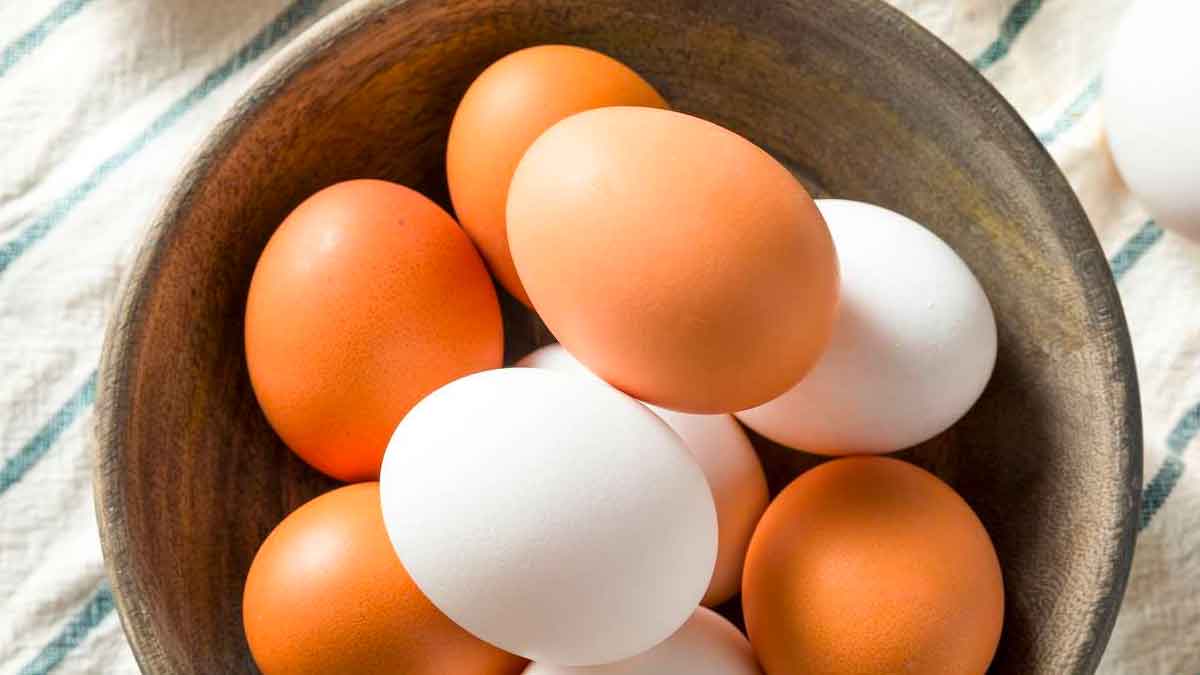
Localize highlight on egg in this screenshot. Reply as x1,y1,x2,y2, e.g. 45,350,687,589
518,343,768,607
379,367,718,666
242,483,526,675
447,44,668,304
244,179,504,482
507,106,839,414
736,199,997,455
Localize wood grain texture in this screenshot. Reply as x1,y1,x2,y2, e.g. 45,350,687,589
93,0,1140,673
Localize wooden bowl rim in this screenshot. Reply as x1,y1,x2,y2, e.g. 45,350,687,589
93,0,1142,672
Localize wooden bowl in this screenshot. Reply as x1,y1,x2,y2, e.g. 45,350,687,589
94,0,1141,672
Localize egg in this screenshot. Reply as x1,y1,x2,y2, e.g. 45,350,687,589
736,199,996,454
742,457,1004,675
447,45,668,304
244,179,503,481
518,344,767,607
379,367,717,666
1104,0,1200,240
242,483,526,675
522,607,762,675
507,107,838,414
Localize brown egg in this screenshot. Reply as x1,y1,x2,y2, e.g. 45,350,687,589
245,180,503,482
446,44,667,305
507,107,838,414
742,457,1004,675
243,483,526,675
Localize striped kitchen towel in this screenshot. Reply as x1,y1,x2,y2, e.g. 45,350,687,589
1,1,1196,673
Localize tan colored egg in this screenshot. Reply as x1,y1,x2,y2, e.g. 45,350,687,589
446,44,667,305
245,180,503,482
742,457,1004,675
507,107,838,413
243,483,526,675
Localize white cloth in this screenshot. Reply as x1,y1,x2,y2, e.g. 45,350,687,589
0,1,1195,673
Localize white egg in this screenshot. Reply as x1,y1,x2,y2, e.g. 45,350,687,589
518,344,768,607
1104,0,1200,240
379,367,718,666
522,607,762,675
736,199,996,454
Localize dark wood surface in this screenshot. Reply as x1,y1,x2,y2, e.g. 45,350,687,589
94,0,1141,672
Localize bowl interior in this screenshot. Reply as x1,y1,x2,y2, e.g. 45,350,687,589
95,0,1139,673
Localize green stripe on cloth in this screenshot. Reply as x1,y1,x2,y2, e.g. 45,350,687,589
1141,402,1200,531
0,371,96,496
0,0,326,278
16,586,114,675
1037,76,1102,145
0,0,96,80
1110,220,1164,282
973,0,1046,70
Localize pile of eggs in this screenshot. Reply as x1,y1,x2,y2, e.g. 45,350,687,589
240,45,1005,675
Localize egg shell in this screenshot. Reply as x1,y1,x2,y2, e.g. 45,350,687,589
1104,0,1200,240
742,457,1004,675
244,179,503,481
447,44,667,304
518,343,767,607
507,107,838,414
736,199,996,454
242,483,526,675
379,367,718,666
522,607,762,675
